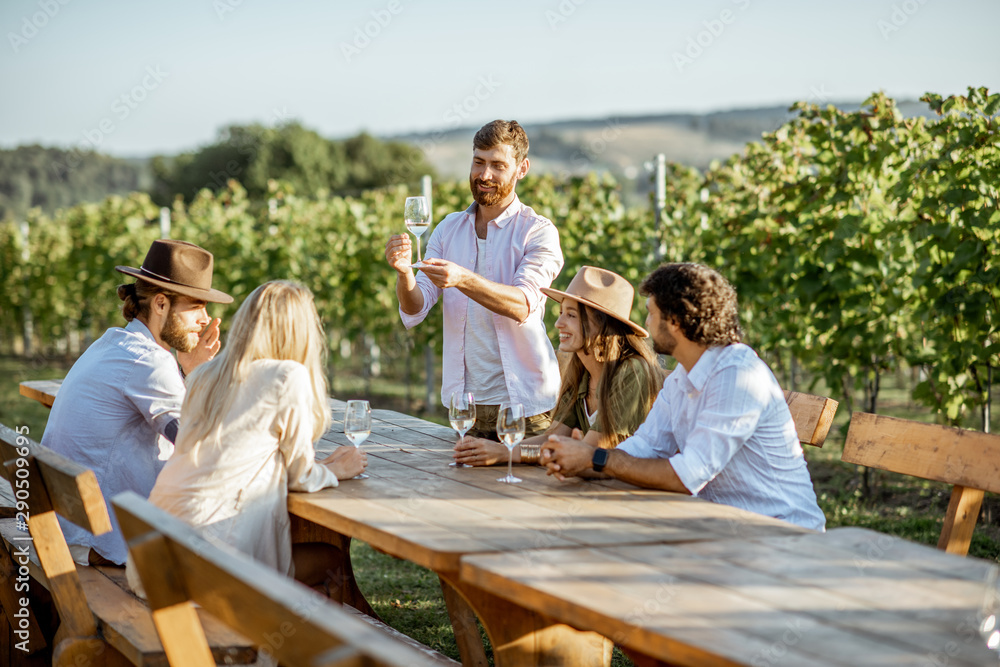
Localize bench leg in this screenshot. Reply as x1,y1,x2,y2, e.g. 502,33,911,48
439,571,612,667
289,516,380,619
939,485,984,556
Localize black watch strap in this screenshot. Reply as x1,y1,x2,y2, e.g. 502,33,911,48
592,447,610,473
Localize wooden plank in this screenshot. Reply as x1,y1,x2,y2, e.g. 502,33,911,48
0,535,46,654
0,425,112,535
18,381,61,409
783,390,838,447
113,492,452,667
938,485,985,556
843,412,1000,493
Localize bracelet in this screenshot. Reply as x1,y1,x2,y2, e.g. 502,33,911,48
520,444,541,465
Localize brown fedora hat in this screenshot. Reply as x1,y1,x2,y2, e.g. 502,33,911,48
541,266,647,337
116,239,233,304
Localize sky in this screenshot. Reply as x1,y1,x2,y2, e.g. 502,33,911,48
2,0,998,157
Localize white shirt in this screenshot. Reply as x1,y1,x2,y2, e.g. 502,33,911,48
126,359,338,597
42,319,184,564
619,344,826,531
464,237,509,404
400,195,563,415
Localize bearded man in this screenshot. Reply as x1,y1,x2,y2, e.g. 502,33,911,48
385,120,563,438
42,239,233,565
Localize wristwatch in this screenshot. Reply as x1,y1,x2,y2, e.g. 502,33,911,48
591,447,610,473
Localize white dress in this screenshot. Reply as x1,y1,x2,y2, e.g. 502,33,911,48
126,359,338,595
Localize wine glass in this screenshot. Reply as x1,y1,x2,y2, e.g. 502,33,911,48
496,402,525,484
449,392,476,468
980,565,1000,653
344,400,371,480
404,196,431,268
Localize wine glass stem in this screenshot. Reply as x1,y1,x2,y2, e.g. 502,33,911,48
416,236,422,263
507,447,514,479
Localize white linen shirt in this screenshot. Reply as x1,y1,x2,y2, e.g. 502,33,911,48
42,319,184,564
400,195,563,416
618,344,826,531
127,359,338,596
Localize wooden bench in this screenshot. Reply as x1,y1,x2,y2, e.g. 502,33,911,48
113,491,456,667
842,412,1000,556
784,390,838,447
0,423,255,666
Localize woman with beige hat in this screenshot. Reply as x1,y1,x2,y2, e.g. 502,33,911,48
454,266,662,466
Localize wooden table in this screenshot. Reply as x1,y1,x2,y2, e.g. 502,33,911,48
461,527,999,666
19,379,62,408
292,400,809,667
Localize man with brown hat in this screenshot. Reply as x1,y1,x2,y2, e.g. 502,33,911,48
42,239,232,565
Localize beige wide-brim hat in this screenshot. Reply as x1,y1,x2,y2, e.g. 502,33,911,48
541,266,648,337
116,239,233,304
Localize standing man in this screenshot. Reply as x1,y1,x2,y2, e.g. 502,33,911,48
42,239,233,565
543,263,826,531
385,120,563,438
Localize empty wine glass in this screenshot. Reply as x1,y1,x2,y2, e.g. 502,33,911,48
449,392,476,468
496,402,525,484
404,196,431,268
344,400,371,480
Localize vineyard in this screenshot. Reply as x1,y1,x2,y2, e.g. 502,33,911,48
1,88,997,428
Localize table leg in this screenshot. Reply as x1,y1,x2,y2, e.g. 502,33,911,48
439,571,612,667
289,516,379,619
439,577,489,667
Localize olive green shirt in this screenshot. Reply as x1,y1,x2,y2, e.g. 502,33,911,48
554,357,655,444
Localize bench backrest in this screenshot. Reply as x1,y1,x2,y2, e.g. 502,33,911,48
783,390,838,447
113,491,447,667
0,423,112,641
842,412,1000,556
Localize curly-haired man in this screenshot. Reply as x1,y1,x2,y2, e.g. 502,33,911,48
542,263,825,531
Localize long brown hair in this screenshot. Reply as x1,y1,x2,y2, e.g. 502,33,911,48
554,301,662,446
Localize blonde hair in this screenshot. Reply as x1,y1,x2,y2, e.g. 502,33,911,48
179,280,331,449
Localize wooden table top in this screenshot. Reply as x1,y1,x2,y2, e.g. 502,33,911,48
460,526,998,666
290,400,808,574
19,379,63,408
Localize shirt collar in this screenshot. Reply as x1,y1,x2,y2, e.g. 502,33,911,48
125,318,158,344
685,345,727,392
465,194,522,229
575,369,590,398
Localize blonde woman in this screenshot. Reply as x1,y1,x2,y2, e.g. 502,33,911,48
126,281,365,595
454,266,662,466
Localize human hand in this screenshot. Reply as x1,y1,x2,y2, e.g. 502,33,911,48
176,318,221,376
417,258,470,290
322,445,368,480
542,429,593,481
453,435,508,466
385,234,413,273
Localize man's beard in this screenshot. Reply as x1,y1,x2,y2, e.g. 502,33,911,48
469,172,517,208
652,327,677,356
160,309,199,353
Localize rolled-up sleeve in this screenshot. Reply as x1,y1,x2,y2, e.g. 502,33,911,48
667,365,767,495
399,226,445,329
617,383,678,460
511,220,563,320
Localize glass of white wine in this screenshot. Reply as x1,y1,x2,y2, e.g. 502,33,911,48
404,196,431,268
449,391,475,468
496,402,525,484
344,400,371,480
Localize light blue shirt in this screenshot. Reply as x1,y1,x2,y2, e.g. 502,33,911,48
618,344,826,531
42,319,185,563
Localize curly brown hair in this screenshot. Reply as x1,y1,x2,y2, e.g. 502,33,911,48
473,120,529,165
117,279,181,322
640,263,742,347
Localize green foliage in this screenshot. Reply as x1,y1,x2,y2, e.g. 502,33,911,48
151,122,436,203
0,145,147,220
1,88,996,425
